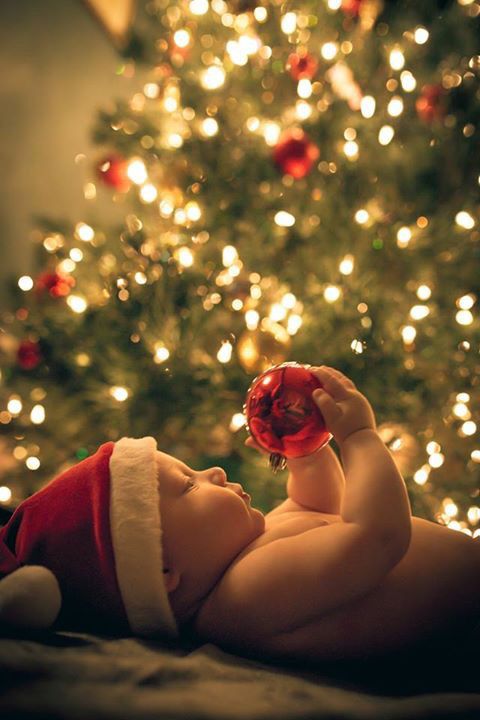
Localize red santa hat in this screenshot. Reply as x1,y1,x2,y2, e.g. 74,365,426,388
0,437,178,638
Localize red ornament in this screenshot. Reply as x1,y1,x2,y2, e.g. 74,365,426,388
17,340,42,370
244,362,332,471
341,0,363,16
36,271,75,298
286,51,319,81
273,128,320,180
96,154,131,192
416,84,446,124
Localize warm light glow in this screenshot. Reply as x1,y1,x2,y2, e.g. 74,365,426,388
455,211,475,229
223,245,238,267
458,294,475,310
287,314,302,335
0,486,12,503
387,96,404,117
351,339,364,354
127,159,148,185
397,226,412,247
360,96,376,118
202,118,219,137
245,310,260,330
400,71,417,92
389,47,405,70
401,325,416,344
154,346,170,363
410,305,430,320
176,247,194,267
297,78,313,99
201,64,226,89
355,209,370,224
444,499,458,517
173,29,191,48
378,125,395,145
417,284,431,300
339,255,354,275
134,272,147,285
456,310,473,326
217,341,233,363
324,285,341,303
189,0,209,15
461,420,477,436
263,121,281,146
30,404,45,424
70,248,83,262
110,386,129,402
281,12,297,34
26,456,40,471
453,403,470,420
7,397,22,415
67,295,88,313
76,222,95,242
18,276,34,291
281,292,296,309
270,303,287,322
229,412,246,432
274,211,295,227
140,184,158,203
413,465,430,485
428,452,444,468
343,140,359,159
321,42,338,61
414,27,429,44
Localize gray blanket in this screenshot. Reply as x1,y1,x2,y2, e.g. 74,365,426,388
0,630,479,719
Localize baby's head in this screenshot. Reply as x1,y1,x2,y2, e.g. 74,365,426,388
156,449,265,625
0,437,265,637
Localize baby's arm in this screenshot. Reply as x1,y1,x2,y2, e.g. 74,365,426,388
286,444,345,514
313,366,412,551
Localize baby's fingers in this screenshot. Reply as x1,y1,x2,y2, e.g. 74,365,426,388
312,388,342,427
311,366,353,400
244,436,269,456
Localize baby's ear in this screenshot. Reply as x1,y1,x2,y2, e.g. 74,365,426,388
0,566,62,629
162,567,181,593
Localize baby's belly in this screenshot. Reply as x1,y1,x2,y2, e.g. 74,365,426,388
276,517,480,661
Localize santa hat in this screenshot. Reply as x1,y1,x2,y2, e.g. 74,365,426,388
0,437,178,638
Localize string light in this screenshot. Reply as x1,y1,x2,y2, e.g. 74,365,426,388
18,276,34,291
360,96,376,118
0,486,12,503
217,340,233,363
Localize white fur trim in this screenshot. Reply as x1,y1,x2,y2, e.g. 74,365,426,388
109,437,178,638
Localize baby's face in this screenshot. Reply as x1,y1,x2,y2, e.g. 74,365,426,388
156,451,265,606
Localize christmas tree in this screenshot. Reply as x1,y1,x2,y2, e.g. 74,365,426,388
0,0,479,534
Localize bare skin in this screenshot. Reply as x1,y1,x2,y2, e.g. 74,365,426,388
163,366,480,662
193,505,480,661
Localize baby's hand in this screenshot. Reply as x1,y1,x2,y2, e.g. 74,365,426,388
310,365,376,445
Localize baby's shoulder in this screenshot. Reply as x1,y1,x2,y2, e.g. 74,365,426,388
192,508,340,647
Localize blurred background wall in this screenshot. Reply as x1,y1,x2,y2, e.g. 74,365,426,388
0,0,139,302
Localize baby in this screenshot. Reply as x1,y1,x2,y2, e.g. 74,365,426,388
0,365,479,663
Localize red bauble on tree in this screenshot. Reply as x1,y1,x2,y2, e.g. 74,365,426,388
17,340,42,370
273,128,320,180
244,362,332,471
36,271,75,298
416,84,446,124
341,0,364,16
96,154,131,192
286,51,319,81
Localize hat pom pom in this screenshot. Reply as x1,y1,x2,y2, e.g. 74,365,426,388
0,566,62,630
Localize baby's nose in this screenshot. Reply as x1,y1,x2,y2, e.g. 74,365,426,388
206,466,227,486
